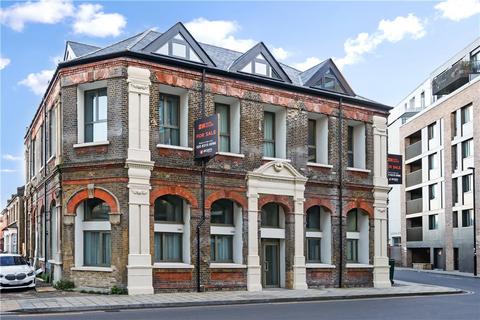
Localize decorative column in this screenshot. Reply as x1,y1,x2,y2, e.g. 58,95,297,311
246,193,262,291
126,66,154,295
372,115,391,288
293,194,307,290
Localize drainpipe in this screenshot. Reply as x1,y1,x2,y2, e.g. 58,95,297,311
337,97,344,288
196,68,207,292
43,104,49,279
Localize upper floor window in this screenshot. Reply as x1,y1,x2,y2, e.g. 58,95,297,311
452,145,458,171
159,94,180,146
420,91,425,108
462,209,473,227
240,54,280,80
461,105,472,125
216,103,231,153
263,111,276,158
451,111,458,138
307,115,329,165
427,123,435,140
84,88,107,143
462,139,473,159
428,214,438,230
156,33,202,63
347,121,366,169
48,108,56,159
463,174,473,193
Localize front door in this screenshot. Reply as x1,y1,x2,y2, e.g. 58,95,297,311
262,240,280,288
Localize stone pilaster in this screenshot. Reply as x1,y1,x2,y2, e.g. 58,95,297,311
126,66,154,295
372,115,391,288
292,196,307,289
246,193,262,291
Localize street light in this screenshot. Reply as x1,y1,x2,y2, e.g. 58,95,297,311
468,166,477,276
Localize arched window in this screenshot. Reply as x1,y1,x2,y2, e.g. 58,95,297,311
75,198,111,268
154,195,190,264
50,201,58,261
261,203,282,228
306,206,332,264
346,209,369,264
210,199,242,264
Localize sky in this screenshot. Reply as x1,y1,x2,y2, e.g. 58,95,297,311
1,0,479,205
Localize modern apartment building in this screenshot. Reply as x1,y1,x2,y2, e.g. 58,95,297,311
22,22,392,294
394,38,480,273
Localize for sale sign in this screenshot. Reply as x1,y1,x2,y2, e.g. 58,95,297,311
387,154,402,185
194,114,219,159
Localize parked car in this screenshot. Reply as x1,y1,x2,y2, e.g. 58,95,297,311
0,254,36,290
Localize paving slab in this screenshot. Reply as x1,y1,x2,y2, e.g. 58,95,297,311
0,281,464,315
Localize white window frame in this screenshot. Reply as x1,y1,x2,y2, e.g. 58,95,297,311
153,200,191,267
262,105,286,160
76,80,109,146
74,201,111,269
307,114,329,165
346,210,369,265
214,95,241,155
210,201,243,266
305,206,331,265
347,120,366,170
156,85,190,150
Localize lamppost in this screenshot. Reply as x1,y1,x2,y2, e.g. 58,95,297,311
468,166,477,276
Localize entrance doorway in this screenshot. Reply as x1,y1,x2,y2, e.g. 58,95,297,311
262,240,280,288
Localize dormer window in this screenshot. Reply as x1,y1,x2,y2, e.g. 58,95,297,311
156,33,202,63
240,54,281,79
313,69,344,92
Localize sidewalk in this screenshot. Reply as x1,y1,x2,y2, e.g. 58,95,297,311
396,267,480,279
0,280,463,314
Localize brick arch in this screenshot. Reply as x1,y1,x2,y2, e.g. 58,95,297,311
205,190,247,209
304,198,334,213
66,187,120,215
343,200,374,218
258,195,293,214
150,186,199,208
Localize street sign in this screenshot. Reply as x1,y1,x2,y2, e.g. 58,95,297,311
387,154,402,184
194,114,219,159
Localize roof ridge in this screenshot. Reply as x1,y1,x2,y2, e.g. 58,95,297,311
300,59,328,74
127,28,153,50
67,40,100,49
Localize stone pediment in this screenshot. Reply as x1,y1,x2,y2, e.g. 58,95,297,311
249,160,307,182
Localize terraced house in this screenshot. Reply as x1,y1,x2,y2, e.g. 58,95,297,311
23,22,392,295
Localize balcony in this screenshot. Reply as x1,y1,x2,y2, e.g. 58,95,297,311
406,198,423,215
406,141,422,160
432,60,480,96
406,170,422,187
406,227,423,242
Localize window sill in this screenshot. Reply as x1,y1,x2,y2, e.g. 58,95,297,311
156,144,192,151
307,162,333,169
346,167,371,173
306,263,335,269
346,263,374,269
74,141,110,148
71,266,113,272
262,157,291,162
216,152,245,158
153,263,194,269
48,259,62,265
209,263,247,269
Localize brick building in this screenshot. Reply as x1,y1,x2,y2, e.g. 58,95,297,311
23,22,391,294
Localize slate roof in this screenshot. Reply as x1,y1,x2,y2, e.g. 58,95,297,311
62,27,389,108
67,41,101,57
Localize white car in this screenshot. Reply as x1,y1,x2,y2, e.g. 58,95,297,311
0,254,36,290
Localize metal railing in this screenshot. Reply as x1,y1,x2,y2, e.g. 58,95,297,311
406,227,423,242
406,169,422,187
406,198,423,215
405,141,422,160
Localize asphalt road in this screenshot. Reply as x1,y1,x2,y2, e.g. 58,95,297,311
2,270,479,320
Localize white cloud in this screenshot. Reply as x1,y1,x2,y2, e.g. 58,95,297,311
19,69,55,95
0,0,74,31
0,57,11,70
435,0,480,21
73,3,126,37
292,57,323,71
3,154,23,161
336,14,426,69
0,169,17,173
51,55,63,65
184,18,290,60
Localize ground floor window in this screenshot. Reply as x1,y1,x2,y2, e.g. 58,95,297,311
154,232,182,262
307,238,321,262
84,231,111,267
210,234,233,262
346,239,358,263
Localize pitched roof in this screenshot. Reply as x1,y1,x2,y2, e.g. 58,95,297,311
67,41,100,57
61,24,390,109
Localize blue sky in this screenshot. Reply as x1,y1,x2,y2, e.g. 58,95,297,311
1,0,479,205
